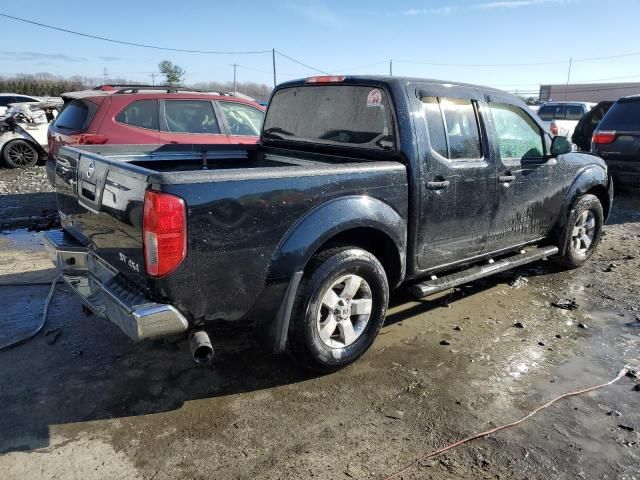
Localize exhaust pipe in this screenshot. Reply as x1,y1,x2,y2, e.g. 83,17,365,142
189,330,214,364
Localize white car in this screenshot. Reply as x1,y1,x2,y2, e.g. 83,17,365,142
537,102,596,140
0,100,61,168
0,93,42,116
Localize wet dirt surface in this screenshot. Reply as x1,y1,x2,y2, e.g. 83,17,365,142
0,166,58,230
0,194,639,480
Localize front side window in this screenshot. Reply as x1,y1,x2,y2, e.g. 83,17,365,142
490,103,544,160
264,85,395,150
162,100,220,134
54,100,88,131
218,102,263,136
116,99,159,130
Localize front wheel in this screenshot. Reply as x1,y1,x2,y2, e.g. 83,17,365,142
2,140,40,168
553,194,604,269
287,247,389,372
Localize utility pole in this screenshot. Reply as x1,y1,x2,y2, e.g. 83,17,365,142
389,59,393,76
565,57,572,101
230,63,238,94
103,67,109,85
150,72,157,86
272,48,277,87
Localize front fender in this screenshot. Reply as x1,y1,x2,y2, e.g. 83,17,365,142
555,163,609,254
269,195,407,281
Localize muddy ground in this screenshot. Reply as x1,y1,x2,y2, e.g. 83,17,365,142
0,182,638,479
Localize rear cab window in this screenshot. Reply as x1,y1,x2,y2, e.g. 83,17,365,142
263,85,395,150
53,100,89,131
599,99,640,131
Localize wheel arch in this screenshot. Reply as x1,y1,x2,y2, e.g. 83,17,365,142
269,195,407,288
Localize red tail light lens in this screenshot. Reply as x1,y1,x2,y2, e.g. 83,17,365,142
550,122,558,136
592,131,617,145
305,75,346,83
143,190,186,277
75,134,109,145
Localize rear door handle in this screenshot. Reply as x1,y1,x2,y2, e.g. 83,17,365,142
426,180,450,190
499,174,516,183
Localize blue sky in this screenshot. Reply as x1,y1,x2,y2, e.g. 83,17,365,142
1,0,639,94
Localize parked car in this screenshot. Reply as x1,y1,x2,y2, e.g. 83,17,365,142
46,85,265,183
0,100,62,168
592,95,640,187
45,76,611,372
0,93,42,116
572,101,614,152
537,101,595,140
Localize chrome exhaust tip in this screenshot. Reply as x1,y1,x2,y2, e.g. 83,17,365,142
189,330,214,364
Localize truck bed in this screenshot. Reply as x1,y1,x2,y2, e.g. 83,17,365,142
54,143,408,324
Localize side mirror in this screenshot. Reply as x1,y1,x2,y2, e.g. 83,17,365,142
550,135,572,156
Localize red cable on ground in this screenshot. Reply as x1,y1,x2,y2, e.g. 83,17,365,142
383,366,632,480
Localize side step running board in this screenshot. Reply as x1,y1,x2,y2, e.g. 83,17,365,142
408,245,559,298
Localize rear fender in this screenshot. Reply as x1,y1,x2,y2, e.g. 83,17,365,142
269,195,406,281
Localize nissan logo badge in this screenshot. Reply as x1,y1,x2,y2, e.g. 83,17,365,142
86,160,95,180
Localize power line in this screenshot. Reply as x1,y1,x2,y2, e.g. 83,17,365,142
275,51,329,75
0,13,271,55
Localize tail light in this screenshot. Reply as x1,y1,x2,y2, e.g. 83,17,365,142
550,122,558,136
592,131,617,145
143,190,186,277
74,134,109,145
305,75,346,83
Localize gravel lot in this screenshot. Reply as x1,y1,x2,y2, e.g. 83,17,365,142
0,166,58,230
0,178,638,479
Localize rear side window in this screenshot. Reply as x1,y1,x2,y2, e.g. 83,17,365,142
116,99,159,130
0,96,15,107
599,100,640,131
421,96,482,160
489,103,544,160
54,100,89,131
14,95,37,103
537,104,565,121
162,100,220,134
565,105,585,120
264,85,395,150
218,101,263,136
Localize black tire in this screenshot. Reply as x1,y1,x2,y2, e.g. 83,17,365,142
553,194,603,269
287,247,389,372
2,140,40,168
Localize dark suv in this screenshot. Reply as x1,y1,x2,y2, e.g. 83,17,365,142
572,101,613,152
592,95,640,187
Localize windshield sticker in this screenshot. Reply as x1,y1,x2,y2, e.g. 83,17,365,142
367,89,382,107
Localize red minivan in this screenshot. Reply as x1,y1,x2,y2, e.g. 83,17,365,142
47,85,265,182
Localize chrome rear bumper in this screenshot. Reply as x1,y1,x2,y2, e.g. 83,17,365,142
43,229,188,341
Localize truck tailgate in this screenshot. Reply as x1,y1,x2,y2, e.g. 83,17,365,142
55,146,149,289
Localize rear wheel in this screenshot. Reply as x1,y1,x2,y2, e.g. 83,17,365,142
3,140,39,168
287,247,389,372
553,194,603,269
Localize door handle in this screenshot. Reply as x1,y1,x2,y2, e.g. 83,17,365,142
499,173,516,183
426,180,450,190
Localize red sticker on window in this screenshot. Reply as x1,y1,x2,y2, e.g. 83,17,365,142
367,89,382,107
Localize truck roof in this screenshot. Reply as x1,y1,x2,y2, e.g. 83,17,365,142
277,75,520,99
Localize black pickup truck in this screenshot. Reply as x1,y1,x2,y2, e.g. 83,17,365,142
45,76,613,372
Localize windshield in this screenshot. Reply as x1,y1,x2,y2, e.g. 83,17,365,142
263,85,395,150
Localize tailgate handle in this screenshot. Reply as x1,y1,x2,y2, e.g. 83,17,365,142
426,180,450,190
499,173,516,183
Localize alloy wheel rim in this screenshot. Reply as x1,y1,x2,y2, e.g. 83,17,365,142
571,210,596,256
7,143,37,167
316,274,373,349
